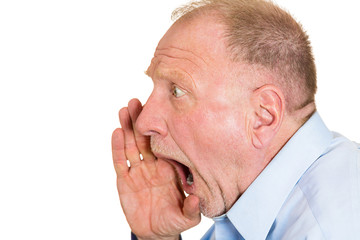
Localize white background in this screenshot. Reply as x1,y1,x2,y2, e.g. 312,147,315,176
0,0,359,239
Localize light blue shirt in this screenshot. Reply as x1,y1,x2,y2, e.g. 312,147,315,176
201,112,360,240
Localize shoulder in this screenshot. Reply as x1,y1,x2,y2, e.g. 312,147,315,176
299,132,359,200
298,133,360,238
299,132,359,191
269,133,360,239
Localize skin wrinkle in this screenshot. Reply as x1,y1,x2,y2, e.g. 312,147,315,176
151,54,200,72
156,46,208,67
146,59,198,91
153,52,201,70
150,131,221,216
155,67,197,92
148,45,211,90
133,9,314,219
163,136,214,201
113,2,323,238
173,1,317,113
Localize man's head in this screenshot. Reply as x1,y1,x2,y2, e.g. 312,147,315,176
135,0,317,217
172,0,317,113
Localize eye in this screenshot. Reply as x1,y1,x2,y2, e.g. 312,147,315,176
172,85,186,98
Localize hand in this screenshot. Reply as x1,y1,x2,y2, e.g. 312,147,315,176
112,99,201,240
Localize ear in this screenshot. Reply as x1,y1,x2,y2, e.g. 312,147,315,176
250,85,285,149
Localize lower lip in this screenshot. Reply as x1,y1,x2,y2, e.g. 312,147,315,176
166,159,195,194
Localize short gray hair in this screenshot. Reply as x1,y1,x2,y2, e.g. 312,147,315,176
172,0,317,112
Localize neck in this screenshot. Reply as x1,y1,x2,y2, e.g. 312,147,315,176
238,102,316,193
264,101,317,166
232,102,316,208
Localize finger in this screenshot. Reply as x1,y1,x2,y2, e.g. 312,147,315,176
119,107,141,166
183,195,201,223
128,98,142,133
128,99,155,161
111,128,129,176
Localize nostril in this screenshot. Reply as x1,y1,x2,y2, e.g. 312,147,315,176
134,113,156,136
136,115,167,137
144,130,160,136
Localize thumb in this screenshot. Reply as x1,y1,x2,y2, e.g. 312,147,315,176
183,194,201,223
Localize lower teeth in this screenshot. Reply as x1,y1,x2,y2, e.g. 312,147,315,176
186,172,193,185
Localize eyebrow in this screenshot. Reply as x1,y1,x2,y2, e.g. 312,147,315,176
145,68,196,88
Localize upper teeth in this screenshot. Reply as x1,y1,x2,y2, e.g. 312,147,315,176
186,172,193,185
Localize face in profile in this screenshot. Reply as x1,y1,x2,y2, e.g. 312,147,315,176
135,14,255,217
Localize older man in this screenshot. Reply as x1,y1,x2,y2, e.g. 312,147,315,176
112,0,360,239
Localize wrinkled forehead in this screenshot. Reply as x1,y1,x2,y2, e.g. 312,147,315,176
144,14,237,88
156,14,229,66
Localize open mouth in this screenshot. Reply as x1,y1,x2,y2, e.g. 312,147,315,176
160,158,195,193
186,170,194,185
151,150,195,194
179,161,194,186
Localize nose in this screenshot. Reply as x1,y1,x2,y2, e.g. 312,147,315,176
135,92,168,137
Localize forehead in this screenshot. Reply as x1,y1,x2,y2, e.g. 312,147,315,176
146,14,232,84
159,14,226,56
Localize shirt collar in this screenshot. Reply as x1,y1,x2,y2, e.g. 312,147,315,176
226,112,333,240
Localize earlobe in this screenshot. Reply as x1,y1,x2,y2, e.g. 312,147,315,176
250,85,284,149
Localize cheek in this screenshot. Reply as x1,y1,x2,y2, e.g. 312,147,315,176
199,112,243,156
172,107,245,166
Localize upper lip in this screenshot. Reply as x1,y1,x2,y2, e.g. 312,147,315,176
152,151,170,161
153,151,191,171
153,151,182,163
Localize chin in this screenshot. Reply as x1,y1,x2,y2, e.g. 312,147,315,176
199,198,226,218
